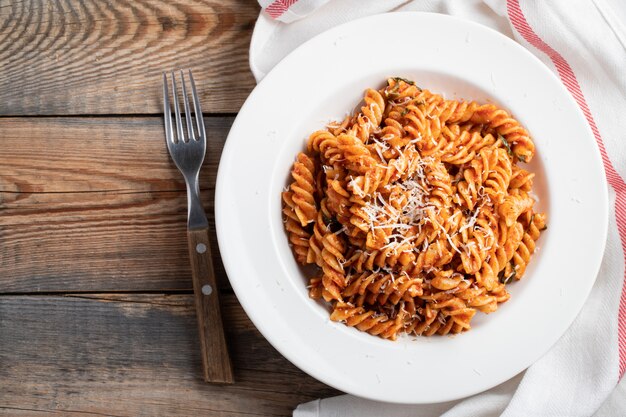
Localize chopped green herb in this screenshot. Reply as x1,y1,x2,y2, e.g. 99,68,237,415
501,270,517,285
384,87,400,100
517,154,527,163
385,78,423,99
499,264,517,284
540,225,548,231
390,77,422,91
401,108,409,117
392,77,415,85
498,134,513,156
497,269,505,281
328,218,343,233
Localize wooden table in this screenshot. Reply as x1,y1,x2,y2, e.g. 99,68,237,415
0,1,341,415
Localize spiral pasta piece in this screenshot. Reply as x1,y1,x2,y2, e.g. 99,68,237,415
343,271,423,307
347,89,386,143
282,191,311,264
509,165,535,191
337,134,378,173
307,130,342,165
435,98,481,124
470,104,535,162
288,152,317,226
331,302,408,340
510,213,546,280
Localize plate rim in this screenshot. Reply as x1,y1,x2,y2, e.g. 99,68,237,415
215,11,609,403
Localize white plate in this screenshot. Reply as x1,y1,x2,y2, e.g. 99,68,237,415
215,12,608,403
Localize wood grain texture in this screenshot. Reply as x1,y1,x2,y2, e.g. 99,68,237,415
0,0,258,115
187,228,234,383
0,116,227,193
0,294,341,416
0,1,338,413
0,117,241,292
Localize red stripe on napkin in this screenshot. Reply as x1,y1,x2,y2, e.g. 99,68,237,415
265,0,299,19
508,0,626,376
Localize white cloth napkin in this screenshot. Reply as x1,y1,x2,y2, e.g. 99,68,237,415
250,1,626,416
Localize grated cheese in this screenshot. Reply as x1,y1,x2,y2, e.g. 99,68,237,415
348,176,367,198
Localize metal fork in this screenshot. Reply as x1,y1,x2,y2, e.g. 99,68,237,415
163,70,234,384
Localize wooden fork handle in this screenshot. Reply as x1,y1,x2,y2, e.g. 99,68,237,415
187,227,234,384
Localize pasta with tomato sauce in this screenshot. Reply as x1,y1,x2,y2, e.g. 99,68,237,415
282,78,546,340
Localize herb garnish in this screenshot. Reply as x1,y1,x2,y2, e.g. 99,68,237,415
384,87,400,100
499,268,517,285
385,77,423,99
498,134,513,157
392,77,415,86
328,218,343,233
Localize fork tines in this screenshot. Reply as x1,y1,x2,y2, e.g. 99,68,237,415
162,70,206,144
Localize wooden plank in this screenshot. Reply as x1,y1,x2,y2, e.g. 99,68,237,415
0,190,230,292
0,0,258,115
0,117,240,292
0,117,228,194
0,294,341,416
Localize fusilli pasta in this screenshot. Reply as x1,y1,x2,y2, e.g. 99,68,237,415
283,78,547,340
